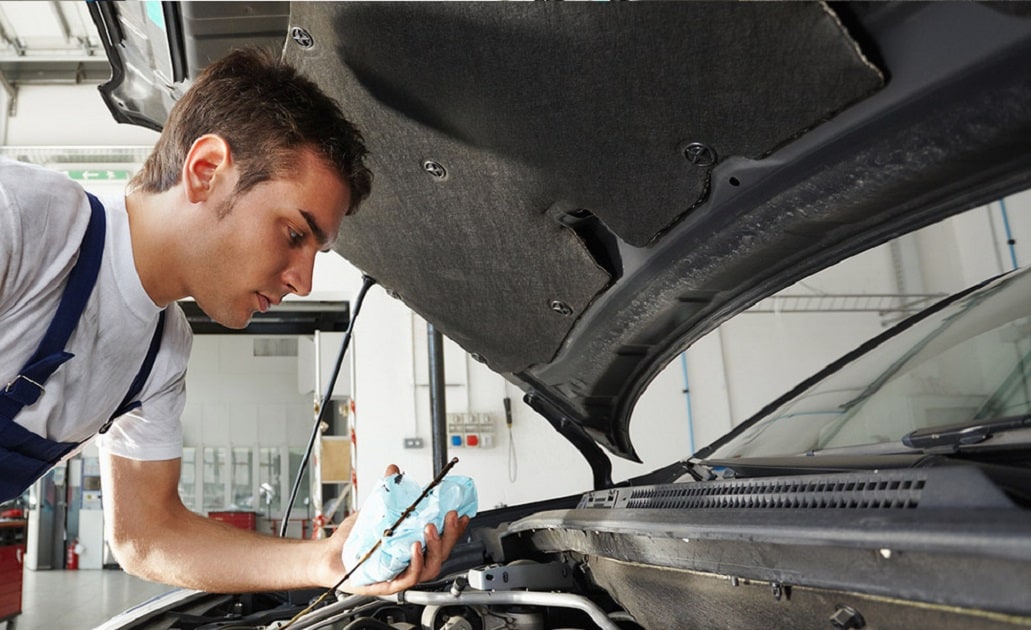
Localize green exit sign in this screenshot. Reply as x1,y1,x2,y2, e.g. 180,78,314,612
65,169,133,182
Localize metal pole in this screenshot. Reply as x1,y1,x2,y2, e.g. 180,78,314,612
310,331,323,535
427,323,448,475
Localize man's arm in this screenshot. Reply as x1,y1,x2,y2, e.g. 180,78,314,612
101,452,468,593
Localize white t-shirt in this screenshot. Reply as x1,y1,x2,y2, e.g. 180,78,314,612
0,157,191,461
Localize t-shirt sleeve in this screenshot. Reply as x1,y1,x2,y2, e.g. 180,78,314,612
98,304,193,461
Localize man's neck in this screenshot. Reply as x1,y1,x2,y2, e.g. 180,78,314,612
125,188,190,308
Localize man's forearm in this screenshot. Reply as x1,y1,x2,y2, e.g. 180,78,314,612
102,453,343,591
110,507,339,592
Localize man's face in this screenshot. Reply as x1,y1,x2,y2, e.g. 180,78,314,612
192,149,351,329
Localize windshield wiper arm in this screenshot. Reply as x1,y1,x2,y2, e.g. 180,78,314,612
902,414,1031,450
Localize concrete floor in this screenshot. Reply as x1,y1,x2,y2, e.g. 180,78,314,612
4,568,173,630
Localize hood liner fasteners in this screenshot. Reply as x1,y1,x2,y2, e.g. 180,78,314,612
683,142,718,167
550,300,573,316
423,160,448,180
290,27,314,49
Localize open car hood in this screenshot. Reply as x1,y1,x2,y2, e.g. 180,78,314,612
91,2,1031,479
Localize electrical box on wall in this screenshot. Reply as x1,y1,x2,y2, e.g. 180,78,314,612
447,413,496,448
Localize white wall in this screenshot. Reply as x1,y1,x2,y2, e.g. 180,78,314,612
348,292,598,507
717,246,895,425
183,336,313,450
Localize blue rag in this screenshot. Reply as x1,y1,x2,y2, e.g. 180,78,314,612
342,471,477,586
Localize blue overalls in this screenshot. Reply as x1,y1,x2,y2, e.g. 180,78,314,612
0,193,165,503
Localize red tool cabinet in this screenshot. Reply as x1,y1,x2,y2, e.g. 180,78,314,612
0,520,27,624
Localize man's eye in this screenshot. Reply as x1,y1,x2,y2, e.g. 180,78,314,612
288,228,304,244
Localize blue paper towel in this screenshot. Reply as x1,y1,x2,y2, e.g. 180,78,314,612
342,472,477,586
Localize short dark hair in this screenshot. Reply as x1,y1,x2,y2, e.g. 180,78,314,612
130,48,372,214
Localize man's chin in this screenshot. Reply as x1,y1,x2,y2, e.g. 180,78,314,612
218,317,252,330
193,301,252,330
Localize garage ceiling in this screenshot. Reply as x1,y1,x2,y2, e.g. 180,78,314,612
0,0,108,93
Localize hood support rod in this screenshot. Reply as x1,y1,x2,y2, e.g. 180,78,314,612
428,323,449,475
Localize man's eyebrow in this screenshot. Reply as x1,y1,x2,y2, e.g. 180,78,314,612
299,209,332,250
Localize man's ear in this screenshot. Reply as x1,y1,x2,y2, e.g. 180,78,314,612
183,134,233,204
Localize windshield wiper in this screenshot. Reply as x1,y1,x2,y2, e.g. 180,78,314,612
901,414,1031,450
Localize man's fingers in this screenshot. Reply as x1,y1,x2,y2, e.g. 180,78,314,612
419,523,444,579
440,511,469,548
418,511,469,581
407,541,425,577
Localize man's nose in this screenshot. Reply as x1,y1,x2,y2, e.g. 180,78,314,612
283,252,314,297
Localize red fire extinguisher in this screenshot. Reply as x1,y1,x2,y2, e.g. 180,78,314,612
66,538,79,570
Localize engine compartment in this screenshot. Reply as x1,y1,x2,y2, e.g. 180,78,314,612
106,465,1031,630
112,558,640,630
111,552,1029,630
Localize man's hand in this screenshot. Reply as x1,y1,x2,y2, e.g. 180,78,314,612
319,464,470,594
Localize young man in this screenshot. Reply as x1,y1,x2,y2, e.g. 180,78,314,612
0,49,467,593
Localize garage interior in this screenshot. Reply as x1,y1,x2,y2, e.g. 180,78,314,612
0,2,1029,630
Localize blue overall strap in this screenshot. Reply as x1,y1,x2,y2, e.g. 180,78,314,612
99,308,166,433
0,192,106,419
0,309,165,502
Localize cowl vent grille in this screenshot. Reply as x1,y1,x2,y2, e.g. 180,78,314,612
577,467,1013,511
626,478,924,510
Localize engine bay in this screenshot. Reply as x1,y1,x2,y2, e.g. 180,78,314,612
104,465,1031,630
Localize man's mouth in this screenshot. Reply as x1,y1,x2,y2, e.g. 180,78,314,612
257,293,271,313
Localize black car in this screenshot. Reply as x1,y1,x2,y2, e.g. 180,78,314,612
90,2,1031,628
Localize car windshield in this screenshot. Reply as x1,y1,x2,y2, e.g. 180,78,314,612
706,267,1031,459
